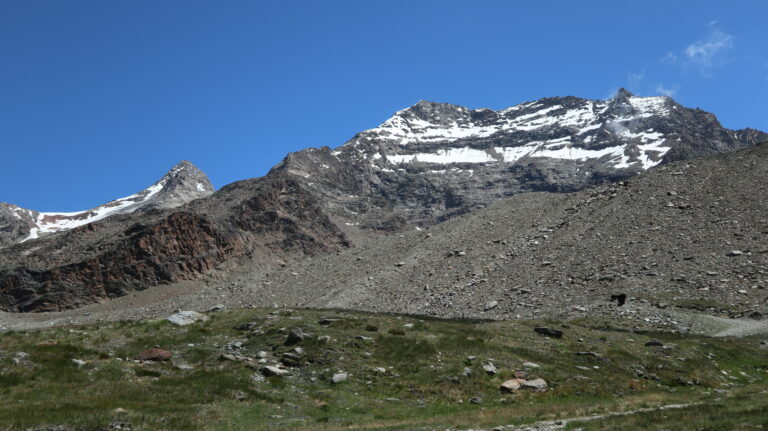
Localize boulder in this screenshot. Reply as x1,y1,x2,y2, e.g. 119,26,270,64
500,379,525,393
285,328,312,345
482,362,498,375
167,311,209,326
523,378,548,392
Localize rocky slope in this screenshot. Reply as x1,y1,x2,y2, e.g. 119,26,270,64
228,141,768,324
0,161,215,249
1,91,765,312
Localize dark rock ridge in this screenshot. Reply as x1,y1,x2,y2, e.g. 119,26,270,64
0,160,215,249
0,91,765,312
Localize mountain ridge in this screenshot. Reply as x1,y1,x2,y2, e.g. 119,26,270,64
0,91,766,312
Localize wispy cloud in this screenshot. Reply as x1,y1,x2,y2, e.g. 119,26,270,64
655,84,679,97
627,71,644,91
662,52,678,64
684,26,734,76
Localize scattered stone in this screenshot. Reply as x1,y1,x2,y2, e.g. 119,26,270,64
355,335,375,342
285,328,312,345
469,395,483,404
135,348,172,362
167,311,209,326
759,341,768,350
261,366,289,377
331,372,348,384
500,379,524,393
234,322,260,331
482,362,498,375
522,378,548,392
318,318,342,326
645,340,664,347
37,340,58,347
462,367,473,377
71,359,86,367
206,304,226,312
534,327,563,338
727,250,743,257
281,352,303,367
484,300,499,311
522,362,541,368
575,351,601,358
317,335,331,343
394,262,405,267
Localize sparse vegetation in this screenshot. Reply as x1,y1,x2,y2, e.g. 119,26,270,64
0,308,765,430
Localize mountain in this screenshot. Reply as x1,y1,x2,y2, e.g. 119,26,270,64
245,141,768,322
0,91,765,312
0,161,215,249
273,89,766,231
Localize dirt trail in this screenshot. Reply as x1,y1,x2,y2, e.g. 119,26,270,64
466,402,699,431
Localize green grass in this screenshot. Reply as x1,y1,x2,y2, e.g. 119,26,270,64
0,308,765,430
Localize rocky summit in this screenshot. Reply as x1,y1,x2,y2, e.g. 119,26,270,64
0,91,765,313
0,160,214,249
274,89,765,231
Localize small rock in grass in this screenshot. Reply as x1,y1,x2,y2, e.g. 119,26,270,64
331,372,348,384
285,328,313,345
261,366,289,377
522,378,548,392
534,327,563,338
135,348,172,362
482,362,498,375
469,396,483,404
500,379,524,393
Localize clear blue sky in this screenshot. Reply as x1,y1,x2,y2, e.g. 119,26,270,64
2,1,766,211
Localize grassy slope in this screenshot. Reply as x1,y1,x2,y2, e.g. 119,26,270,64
0,308,765,431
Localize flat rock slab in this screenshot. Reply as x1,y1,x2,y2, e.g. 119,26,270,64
167,311,209,326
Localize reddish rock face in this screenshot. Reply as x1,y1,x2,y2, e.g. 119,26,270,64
135,348,172,361
0,178,350,312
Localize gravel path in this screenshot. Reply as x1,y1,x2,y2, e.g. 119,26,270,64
458,402,700,431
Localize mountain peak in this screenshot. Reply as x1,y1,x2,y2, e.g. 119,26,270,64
613,87,635,100
0,160,215,248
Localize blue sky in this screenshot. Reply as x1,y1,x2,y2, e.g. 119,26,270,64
1,1,766,211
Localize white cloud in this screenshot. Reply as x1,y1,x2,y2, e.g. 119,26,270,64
655,84,679,97
685,27,734,74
